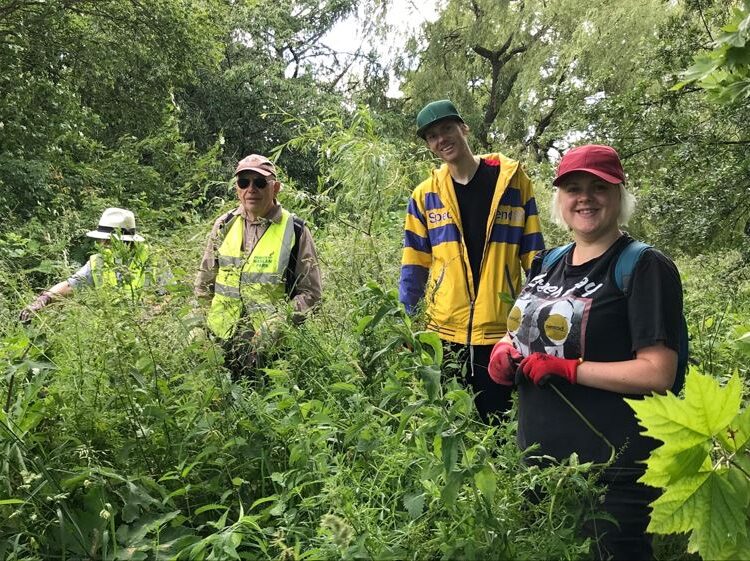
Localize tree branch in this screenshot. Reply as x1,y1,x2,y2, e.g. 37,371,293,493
622,139,750,159
695,0,714,42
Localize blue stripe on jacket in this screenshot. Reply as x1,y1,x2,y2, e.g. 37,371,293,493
489,224,524,245
524,196,539,216
428,223,461,246
424,192,444,210
499,187,521,207
520,232,545,254
407,198,427,227
399,264,429,313
404,230,431,253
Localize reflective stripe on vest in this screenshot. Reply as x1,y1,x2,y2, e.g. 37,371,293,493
89,244,150,292
207,209,295,339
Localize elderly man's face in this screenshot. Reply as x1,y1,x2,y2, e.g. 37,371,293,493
235,171,280,219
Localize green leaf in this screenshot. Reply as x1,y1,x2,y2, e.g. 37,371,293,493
679,53,726,83
194,504,229,516
627,372,742,454
120,481,160,523
714,532,750,561
736,331,750,353
416,331,443,366
330,382,358,393
639,442,711,488
0,498,24,505
474,466,496,502
249,495,279,511
441,434,458,474
648,471,749,560
717,27,747,48
355,315,374,335
441,472,463,507
119,511,181,546
717,406,750,452
418,365,442,401
726,45,750,67
181,461,199,478
403,492,425,519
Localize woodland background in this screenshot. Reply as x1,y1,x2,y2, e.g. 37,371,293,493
1,0,749,559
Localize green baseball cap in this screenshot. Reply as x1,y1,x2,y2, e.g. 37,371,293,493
416,99,464,138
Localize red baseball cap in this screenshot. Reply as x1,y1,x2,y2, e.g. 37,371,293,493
234,154,276,177
553,144,625,186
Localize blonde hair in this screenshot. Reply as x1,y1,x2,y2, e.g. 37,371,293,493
550,183,636,228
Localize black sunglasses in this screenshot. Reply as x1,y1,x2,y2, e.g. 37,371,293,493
237,176,270,189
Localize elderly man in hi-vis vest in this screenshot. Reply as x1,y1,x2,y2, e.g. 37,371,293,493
195,154,322,377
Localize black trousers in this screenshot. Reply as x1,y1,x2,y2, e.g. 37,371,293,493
583,477,660,561
443,343,513,424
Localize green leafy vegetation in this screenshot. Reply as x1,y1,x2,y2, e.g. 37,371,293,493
628,367,750,560
1,0,749,558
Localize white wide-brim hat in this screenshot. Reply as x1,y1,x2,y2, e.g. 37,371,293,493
86,207,145,242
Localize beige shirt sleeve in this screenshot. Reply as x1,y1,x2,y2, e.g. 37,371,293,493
289,223,322,319
194,209,236,300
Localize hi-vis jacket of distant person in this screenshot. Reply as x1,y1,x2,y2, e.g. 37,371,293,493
89,243,153,292
19,207,159,323
399,152,544,346
206,208,295,340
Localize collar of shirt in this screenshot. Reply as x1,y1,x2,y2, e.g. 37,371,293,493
235,201,282,225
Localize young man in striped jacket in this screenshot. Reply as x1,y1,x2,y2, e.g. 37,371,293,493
399,100,544,423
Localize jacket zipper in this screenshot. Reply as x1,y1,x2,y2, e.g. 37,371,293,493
457,234,475,376
468,169,506,354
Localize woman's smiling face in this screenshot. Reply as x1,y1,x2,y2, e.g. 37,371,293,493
557,171,622,242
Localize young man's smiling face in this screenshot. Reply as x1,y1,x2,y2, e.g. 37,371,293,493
423,119,472,164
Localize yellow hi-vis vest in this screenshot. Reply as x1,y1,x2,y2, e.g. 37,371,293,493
207,209,295,340
89,244,151,292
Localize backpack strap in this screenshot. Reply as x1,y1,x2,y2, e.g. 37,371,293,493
614,239,688,394
285,215,304,298
216,209,238,237
541,243,575,273
614,240,652,294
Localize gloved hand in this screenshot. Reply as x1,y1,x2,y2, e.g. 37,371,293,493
251,314,285,354
519,353,580,386
19,293,53,323
187,326,207,343
488,341,523,386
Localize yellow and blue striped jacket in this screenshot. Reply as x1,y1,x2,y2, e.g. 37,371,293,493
399,153,544,346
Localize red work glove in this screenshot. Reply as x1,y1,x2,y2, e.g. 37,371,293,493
519,353,579,386
488,341,523,386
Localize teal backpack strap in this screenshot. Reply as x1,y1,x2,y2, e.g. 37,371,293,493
615,239,688,394
541,243,575,273
614,240,652,293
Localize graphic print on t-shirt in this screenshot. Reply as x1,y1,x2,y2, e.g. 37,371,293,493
508,292,591,358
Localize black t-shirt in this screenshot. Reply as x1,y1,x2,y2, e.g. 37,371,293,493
452,159,500,292
509,235,683,478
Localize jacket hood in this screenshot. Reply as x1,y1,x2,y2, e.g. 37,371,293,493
432,152,520,181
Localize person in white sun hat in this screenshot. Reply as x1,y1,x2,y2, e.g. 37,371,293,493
19,207,157,322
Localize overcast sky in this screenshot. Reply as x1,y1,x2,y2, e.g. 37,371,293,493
322,0,440,97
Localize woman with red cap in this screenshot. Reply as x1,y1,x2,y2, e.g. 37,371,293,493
488,145,685,560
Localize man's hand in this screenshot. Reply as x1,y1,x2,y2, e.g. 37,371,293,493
488,341,523,386
252,314,285,354
19,293,52,323
519,353,579,386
